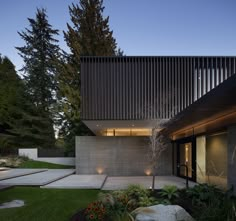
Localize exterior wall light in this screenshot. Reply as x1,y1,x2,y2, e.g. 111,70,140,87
96,167,103,174
145,169,152,176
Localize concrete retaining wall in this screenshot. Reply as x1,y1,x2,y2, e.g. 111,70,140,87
76,136,172,176
18,148,75,166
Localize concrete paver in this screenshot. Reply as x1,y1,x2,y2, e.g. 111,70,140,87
0,169,47,181
154,176,196,189
42,174,107,189
102,176,153,190
0,169,75,186
102,176,196,190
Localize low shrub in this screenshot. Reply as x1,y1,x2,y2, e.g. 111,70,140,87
84,201,106,221
0,155,28,168
160,185,179,203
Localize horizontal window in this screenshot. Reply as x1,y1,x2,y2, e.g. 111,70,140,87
101,128,152,136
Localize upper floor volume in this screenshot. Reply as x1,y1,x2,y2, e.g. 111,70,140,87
81,56,236,121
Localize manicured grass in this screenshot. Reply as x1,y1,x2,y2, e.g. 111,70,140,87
19,160,74,169
0,187,99,221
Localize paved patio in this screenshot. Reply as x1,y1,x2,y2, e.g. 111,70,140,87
102,176,196,190
0,169,47,181
0,169,75,186
42,174,107,189
0,169,196,189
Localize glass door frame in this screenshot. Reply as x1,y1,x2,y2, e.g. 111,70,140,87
176,136,196,182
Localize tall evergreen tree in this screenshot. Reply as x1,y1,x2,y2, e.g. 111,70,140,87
0,55,54,153
58,0,122,151
16,8,62,147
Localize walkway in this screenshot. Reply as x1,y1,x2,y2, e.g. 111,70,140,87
0,169,47,181
42,174,107,189
0,169,75,186
0,169,196,189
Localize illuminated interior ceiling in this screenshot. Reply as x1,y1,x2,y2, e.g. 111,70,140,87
83,119,168,135
163,74,236,140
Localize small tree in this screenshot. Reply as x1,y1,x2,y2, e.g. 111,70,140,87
148,124,171,191
140,92,175,191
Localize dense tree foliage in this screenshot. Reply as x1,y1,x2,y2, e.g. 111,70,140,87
0,56,54,152
58,0,122,150
16,8,62,147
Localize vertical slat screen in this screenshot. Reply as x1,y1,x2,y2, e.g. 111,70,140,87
80,56,236,120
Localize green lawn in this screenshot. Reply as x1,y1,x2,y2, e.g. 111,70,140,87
19,160,74,169
0,187,99,221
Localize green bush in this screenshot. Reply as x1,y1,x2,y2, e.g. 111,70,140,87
187,183,223,206
96,185,158,221
187,184,236,221
160,185,179,202
98,191,133,221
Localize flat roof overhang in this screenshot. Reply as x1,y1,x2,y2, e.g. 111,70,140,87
83,119,169,135
163,74,236,140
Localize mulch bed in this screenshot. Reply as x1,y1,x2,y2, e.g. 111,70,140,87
71,209,87,221
71,209,111,221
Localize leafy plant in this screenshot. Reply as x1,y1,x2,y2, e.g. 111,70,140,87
160,185,179,202
98,191,134,221
84,201,106,221
138,195,159,207
187,183,223,206
124,184,149,208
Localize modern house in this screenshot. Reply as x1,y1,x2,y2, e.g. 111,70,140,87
76,56,236,189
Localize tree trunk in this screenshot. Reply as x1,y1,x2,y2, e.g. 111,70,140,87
152,166,156,191
152,174,155,191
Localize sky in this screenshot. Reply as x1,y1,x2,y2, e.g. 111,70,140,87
1,0,236,73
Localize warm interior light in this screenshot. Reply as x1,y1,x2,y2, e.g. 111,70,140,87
101,128,152,136
172,111,236,140
96,168,103,174
185,144,189,163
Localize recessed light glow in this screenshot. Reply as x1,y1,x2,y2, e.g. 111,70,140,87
96,168,103,174
145,169,152,176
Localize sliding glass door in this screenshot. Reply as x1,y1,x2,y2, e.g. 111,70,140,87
177,137,196,181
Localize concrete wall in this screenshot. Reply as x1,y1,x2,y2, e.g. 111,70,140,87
76,136,172,176
228,125,236,191
18,148,38,160
18,148,75,166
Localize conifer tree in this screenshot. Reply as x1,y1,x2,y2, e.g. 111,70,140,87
0,55,54,153
58,0,122,150
16,8,62,147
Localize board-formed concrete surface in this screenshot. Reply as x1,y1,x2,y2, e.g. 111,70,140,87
0,169,47,181
102,176,196,190
0,169,75,186
42,174,107,189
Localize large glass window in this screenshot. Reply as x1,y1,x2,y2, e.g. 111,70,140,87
102,128,152,136
196,132,227,189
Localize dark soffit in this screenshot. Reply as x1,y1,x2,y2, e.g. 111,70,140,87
163,73,236,137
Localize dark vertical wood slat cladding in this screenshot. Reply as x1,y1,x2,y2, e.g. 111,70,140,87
174,57,178,115
80,56,236,121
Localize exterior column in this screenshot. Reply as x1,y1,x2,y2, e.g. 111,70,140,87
228,125,236,192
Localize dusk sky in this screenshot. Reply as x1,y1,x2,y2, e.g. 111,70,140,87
0,0,236,73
